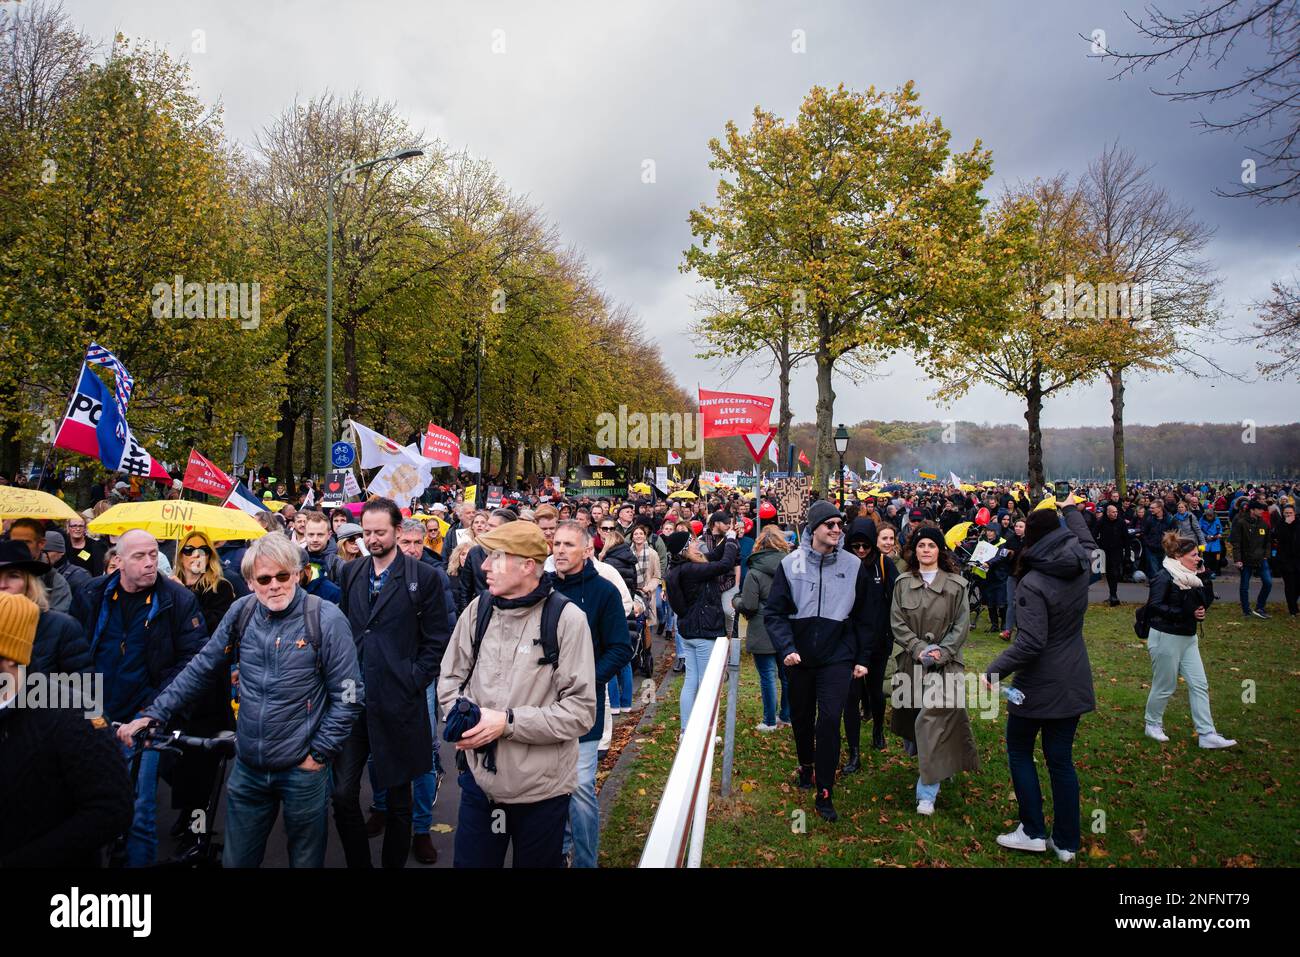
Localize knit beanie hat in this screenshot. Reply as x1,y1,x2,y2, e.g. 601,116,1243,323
804,500,842,535
0,592,39,667
664,530,691,556
909,525,947,551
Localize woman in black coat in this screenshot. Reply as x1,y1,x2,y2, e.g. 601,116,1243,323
665,531,738,730
984,497,1096,863
855,521,899,752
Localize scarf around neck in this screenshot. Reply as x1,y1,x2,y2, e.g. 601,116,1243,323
1163,555,1203,590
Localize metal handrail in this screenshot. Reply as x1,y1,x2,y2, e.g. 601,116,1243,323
638,636,730,868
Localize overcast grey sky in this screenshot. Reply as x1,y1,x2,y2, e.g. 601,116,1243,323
69,0,1300,426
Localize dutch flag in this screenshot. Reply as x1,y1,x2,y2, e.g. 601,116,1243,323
223,481,269,515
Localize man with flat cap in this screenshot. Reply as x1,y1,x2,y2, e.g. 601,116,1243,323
438,519,596,868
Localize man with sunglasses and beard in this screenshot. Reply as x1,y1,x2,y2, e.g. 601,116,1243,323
118,532,362,867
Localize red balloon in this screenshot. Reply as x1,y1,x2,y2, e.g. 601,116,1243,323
759,501,777,520
690,520,703,536
975,507,991,526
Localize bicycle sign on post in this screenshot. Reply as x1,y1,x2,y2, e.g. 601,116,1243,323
331,441,355,469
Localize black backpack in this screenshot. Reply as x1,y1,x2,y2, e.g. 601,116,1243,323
459,590,570,694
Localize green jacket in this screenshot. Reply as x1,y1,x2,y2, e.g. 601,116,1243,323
734,548,783,655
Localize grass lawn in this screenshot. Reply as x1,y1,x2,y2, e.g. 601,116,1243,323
599,605,1299,867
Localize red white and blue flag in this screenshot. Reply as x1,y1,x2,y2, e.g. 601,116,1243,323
222,481,269,515
84,342,134,439
53,361,170,480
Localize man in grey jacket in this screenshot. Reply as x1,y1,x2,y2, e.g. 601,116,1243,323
118,533,363,867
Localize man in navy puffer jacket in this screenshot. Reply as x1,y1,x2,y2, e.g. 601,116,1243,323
118,533,363,867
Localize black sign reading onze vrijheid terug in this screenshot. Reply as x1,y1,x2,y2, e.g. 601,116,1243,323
566,465,628,499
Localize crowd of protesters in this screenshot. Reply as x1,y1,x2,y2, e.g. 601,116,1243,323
0,466,1292,869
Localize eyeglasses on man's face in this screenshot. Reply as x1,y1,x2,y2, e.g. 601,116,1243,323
254,571,293,586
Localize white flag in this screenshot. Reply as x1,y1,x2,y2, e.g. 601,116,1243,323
950,471,963,489
864,456,882,474
589,453,615,466
302,487,316,508
458,454,482,475
368,450,433,503
349,420,421,470
768,440,779,466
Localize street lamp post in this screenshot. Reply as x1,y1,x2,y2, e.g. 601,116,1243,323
834,423,850,509
323,147,423,478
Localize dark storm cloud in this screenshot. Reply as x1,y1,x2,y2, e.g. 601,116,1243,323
67,0,1299,425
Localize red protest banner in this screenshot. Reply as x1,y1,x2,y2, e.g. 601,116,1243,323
698,388,775,440
421,422,460,468
182,448,234,498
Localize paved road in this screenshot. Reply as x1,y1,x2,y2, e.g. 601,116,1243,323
153,737,461,868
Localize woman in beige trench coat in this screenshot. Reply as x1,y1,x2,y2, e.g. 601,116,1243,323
890,525,980,816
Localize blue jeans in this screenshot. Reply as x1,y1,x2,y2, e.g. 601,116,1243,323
752,653,789,726
916,778,940,802
1004,579,1017,631
412,682,444,831
1005,714,1080,852
120,742,159,868
678,637,717,728
1240,561,1272,613
609,663,634,709
657,585,676,635
1143,545,1162,580
376,684,444,829
223,758,333,867
563,739,600,867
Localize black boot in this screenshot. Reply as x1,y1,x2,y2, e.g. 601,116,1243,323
872,722,886,750
795,764,814,790
842,746,861,774
815,788,838,822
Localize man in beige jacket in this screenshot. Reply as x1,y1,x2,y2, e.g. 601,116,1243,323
438,520,596,868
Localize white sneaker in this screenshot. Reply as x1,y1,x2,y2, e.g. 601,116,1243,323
1144,724,1169,743
1045,837,1076,862
916,800,935,816
754,723,778,732
996,824,1046,853
1198,731,1237,749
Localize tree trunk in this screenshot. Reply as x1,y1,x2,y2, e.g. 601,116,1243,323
813,342,836,494
1024,378,1045,490
1109,364,1126,496
302,408,314,485
777,350,793,460
275,398,297,487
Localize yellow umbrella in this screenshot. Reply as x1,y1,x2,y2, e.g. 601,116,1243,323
411,512,432,521
981,481,998,488
631,482,652,494
89,500,267,542
944,521,974,550
263,499,286,513
960,483,977,492
1034,495,1057,512
0,486,81,522
668,490,698,500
